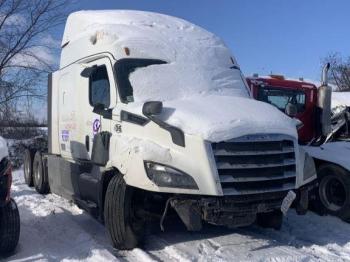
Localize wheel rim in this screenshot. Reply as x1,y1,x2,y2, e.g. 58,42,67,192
35,162,41,184
321,176,346,212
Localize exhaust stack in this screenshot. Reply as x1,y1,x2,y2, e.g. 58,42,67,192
318,63,332,137
321,63,330,86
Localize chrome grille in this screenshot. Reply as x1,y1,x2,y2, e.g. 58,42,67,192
212,134,296,195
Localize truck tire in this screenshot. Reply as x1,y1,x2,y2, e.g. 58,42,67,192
104,175,144,250
0,199,20,254
256,210,283,230
318,164,350,222
33,152,49,195
23,148,35,187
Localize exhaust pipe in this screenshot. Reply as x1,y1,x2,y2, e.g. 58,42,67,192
321,63,330,86
318,63,332,137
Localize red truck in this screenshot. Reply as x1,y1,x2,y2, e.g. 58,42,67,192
248,75,318,144
247,66,350,222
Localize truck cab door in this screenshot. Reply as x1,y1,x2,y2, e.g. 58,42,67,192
76,57,117,160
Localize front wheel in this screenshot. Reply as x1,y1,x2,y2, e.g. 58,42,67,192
318,164,350,222
0,199,20,254
104,175,144,250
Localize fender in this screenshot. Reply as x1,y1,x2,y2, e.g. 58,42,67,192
303,142,350,172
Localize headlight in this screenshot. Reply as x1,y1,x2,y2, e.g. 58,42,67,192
144,161,198,190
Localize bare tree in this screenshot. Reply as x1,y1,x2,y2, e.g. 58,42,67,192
323,53,350,91
0,0,72,118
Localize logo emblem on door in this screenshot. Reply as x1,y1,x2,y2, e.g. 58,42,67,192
114,124,122,133
93,119,101,135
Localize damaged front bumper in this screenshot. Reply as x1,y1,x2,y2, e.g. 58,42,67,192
162,183,317,231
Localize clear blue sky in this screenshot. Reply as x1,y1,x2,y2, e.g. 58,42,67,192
58,0,349,80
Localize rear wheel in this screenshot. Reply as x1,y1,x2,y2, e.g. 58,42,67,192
0,199,20,254
256,210,283,230
23,148,35,187
318,164,350,222
104,175,144,250
33,152,49,195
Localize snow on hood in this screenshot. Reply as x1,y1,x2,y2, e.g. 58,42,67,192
0,137,8,161
127,95,297,142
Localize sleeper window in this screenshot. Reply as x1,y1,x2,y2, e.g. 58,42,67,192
89,65,110,107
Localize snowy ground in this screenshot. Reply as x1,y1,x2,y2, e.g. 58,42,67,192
4,170,350,262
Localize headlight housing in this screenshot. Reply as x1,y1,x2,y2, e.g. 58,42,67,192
144,161,198,190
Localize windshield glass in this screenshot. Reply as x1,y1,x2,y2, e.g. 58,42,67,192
257,87,306,114
115,58,167,103
114,58,249,103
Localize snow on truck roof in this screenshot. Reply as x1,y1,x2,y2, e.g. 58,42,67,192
61,10,250,101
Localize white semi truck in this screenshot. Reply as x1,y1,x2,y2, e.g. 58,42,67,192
23,10,316,250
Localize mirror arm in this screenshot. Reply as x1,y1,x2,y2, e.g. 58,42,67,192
144,114,185,147
93,106,112,120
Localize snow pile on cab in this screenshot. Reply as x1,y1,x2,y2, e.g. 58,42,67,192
0,137,8,161
63,10,249,100
63,10,296,141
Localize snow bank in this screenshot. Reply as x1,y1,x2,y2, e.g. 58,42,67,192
0,136,8,161
10,168,350,261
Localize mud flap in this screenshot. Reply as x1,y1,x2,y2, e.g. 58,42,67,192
171,199,202,231
281,190,296,215
295,186,309,215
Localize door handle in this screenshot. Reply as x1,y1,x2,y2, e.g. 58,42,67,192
85,135,90,151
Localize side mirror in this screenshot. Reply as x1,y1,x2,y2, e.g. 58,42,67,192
93,103,112,119
81,65,97,78
142,101,163,117
141,101,185,147
285,103,298,117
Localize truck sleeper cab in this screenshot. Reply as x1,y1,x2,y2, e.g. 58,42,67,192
23,10,313,250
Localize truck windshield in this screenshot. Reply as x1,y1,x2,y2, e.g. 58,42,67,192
257,87,306,113
114,58,249,104
115,58,167,103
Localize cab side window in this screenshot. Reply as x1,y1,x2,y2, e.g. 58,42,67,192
89,65,110,107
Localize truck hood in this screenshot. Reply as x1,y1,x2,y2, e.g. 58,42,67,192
158,95,297,142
